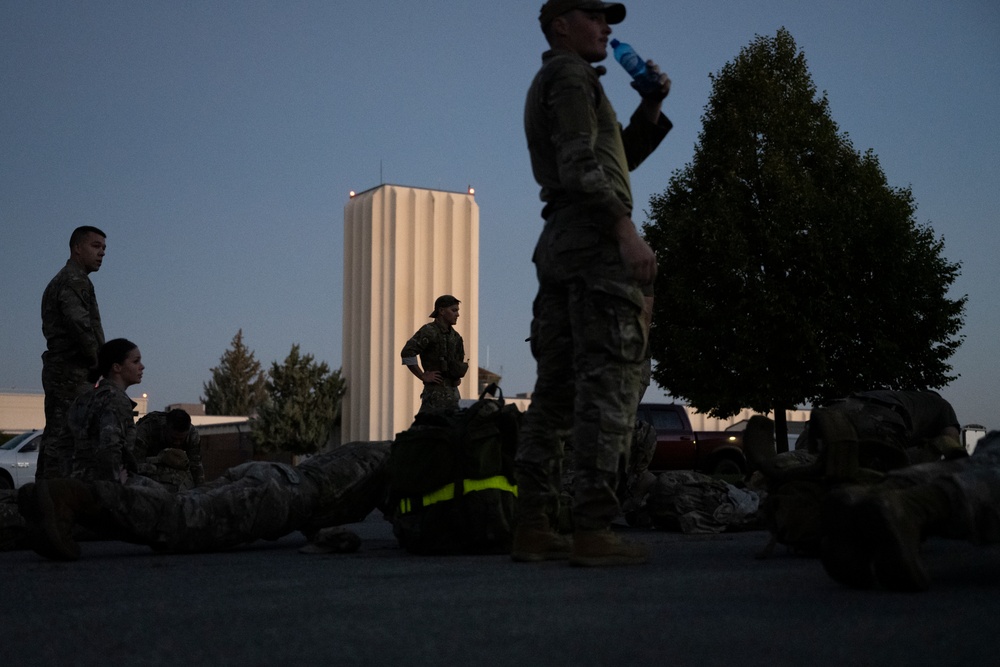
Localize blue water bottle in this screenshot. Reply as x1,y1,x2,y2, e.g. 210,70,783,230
610,38,661,96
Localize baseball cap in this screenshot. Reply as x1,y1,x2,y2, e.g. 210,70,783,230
430,294,461,318
539,0,626,27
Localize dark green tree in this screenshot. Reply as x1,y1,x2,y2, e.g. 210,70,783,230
251,344,346,456
201,329,268,417
643,28,966,449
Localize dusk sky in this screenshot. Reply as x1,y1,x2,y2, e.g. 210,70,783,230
2,1,997,428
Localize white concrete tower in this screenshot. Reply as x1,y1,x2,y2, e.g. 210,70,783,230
342,184,479,442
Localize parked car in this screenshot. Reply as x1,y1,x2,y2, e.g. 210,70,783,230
0,430,42,489
636,404,745,476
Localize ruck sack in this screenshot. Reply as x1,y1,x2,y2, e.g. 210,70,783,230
389,383,520,554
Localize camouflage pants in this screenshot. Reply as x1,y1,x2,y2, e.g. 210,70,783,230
88,441,390,553
419,384,461,415
38,362,91,480
516,211,647,531
887,431,1000,545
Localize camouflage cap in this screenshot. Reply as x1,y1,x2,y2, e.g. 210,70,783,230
539,0,626,27
429,294,461,318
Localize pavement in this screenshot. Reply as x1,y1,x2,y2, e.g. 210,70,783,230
3,513,999,667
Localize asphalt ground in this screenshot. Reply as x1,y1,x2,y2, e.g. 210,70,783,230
3,513,999,667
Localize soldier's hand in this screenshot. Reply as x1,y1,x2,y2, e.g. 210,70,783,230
157,448,191,470
616,216,657,285
633,60,671,101
422,370,444,385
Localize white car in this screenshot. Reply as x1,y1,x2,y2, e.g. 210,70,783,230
0,430,42,490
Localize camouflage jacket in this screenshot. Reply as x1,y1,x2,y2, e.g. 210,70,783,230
41,259,104,369
135,412,205,485
524,48,671,222
68,379,137,482
400,321,468,384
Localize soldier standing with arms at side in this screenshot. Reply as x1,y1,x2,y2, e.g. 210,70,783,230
400,295,470,415
38,226,107,479
513,0,672,566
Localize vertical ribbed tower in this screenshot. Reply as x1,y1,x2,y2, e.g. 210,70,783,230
342,184,479,442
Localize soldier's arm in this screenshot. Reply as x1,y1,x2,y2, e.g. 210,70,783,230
59,281,101,366
95,403,128,482
401,328,441,384
187,428,205,485
546,63,630,223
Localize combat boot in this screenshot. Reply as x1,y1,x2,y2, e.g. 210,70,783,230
570,529,649,567
510,521,573,562
861,485,952,592
821,485,877,589
22,478,101,561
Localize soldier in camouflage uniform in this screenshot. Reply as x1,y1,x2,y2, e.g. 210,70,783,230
134,409,205,491
512,0,672,567
401,295,469,415
19,441,390,560
38,226,107,479
823,430,1000,592
68,339,143,484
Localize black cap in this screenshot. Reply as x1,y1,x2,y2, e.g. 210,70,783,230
430,294,460,318
539,0,626,28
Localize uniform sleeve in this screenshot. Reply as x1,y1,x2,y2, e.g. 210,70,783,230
453,335,469,379
545,62,631,221
187,428,205,485
95,398,128,481
401,327,430,366
58,277,102,366
133,419,151,459
621,107,672,171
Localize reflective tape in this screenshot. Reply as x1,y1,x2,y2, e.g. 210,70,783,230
398,475,517,514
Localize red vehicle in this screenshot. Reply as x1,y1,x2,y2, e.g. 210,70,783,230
636,403,746,476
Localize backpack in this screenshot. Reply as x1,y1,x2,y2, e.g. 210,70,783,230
388,384,520,555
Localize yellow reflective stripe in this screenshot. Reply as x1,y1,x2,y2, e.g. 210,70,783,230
397,476,517,513
464,475,517,496
424,483,457,506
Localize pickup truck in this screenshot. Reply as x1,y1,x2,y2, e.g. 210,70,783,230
636,403,746,476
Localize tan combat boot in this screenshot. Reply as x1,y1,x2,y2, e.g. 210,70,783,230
862,485,951,592
570,529,649,567
510,521,573,562
822,483,950,592
19,478,100,561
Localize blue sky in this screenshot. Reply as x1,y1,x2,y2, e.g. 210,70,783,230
2,1,997,428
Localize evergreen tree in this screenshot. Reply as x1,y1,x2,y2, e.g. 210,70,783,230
251,344,346,456
201,329,268,416
643,28,966,448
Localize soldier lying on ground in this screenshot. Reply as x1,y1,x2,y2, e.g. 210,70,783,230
742,390,965,558
18,441,391,560
822,429,1000,592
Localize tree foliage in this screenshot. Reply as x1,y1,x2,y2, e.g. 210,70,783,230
201,329,268,417
643,28,966,437
251,344,346,456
